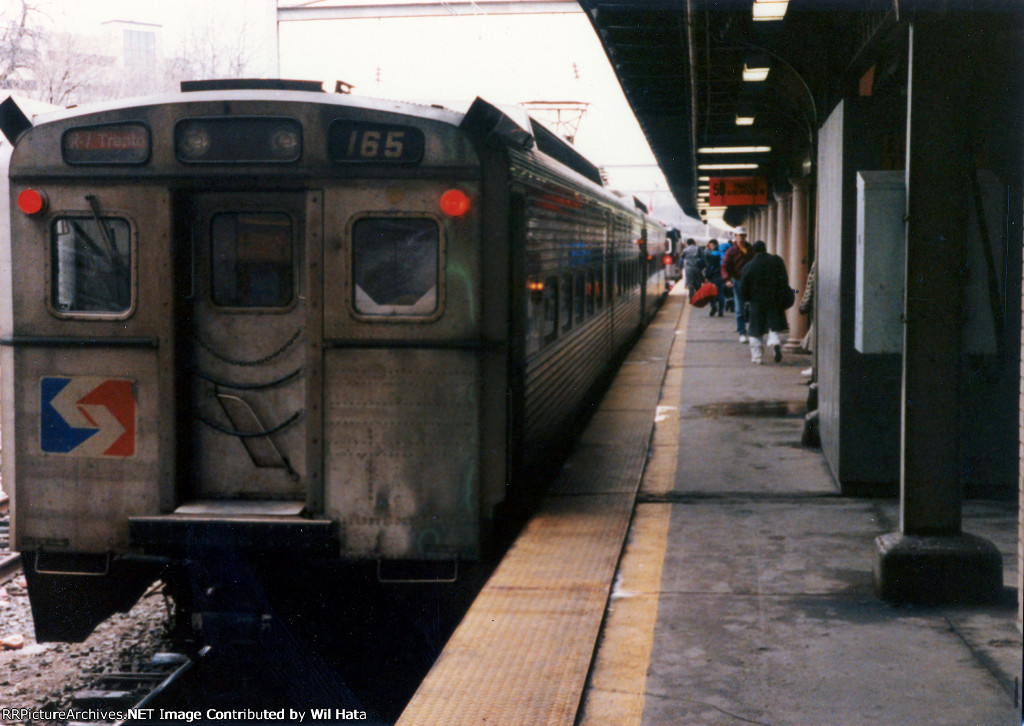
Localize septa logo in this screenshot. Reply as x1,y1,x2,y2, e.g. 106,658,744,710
40,376,136,457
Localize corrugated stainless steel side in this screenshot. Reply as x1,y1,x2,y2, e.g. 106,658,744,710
509,149,645,458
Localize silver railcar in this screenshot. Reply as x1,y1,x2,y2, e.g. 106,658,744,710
0,81,664,640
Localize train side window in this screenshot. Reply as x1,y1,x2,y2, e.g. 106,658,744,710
560,273,572,332
542,276,558,344
50,216,132,315
211,213,293,308
574,271,585,323
585,269,596,316
352,217,439,317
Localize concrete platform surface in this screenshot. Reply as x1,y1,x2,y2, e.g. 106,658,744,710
580,298,1022,726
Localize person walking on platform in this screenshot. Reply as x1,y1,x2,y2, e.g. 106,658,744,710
680,237,704,299
702,238,726,316
721,227,754,341
740,240,794,364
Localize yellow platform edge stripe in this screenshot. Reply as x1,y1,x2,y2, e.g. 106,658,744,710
576,300,690,726
396,289,688,726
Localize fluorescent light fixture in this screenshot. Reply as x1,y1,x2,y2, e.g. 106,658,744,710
753,0,789,21
698,163,760,170
697,146,771,154
743,54,771,82
735,115,756,126
743,63,770,82
698,176,710,181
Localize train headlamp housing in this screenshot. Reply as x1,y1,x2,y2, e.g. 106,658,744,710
177,125,211,160
175,117,302,163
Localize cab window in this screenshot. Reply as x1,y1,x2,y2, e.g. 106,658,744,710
211,213,294,308
352,217,439,317
50,216,132,315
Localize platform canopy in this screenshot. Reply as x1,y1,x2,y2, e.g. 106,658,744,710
576,0,1015,224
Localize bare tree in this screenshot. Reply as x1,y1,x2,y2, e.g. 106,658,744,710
30,30,110,105
0,0,40,88
169,11,260,82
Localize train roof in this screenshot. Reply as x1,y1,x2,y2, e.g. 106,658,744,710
3,80,616,203
25,85,470,131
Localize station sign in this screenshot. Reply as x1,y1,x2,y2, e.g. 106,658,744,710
708,176,768,206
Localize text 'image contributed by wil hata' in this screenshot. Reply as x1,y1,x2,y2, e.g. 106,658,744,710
1,708,370,722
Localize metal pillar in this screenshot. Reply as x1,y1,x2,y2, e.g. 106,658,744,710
765,201,777,254
785,179,809,349
776,191,792,270
873,16,1002,604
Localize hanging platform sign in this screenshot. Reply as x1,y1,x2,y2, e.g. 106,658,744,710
708,177,768,206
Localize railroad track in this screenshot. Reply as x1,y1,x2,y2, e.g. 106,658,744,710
0,492,21,583
66,647,209,726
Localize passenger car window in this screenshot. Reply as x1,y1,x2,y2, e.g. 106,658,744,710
51,216,131,315
352,217,439,316
542,276,558,344
560,273,572,331
574,271,585,323
211,213,293,308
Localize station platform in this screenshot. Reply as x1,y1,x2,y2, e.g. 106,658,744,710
397,285,1022,726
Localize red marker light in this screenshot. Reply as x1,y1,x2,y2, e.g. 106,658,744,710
663,254,673,266
440,189,470,217
17,188,46,216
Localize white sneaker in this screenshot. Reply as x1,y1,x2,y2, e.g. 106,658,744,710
739,335,748,343
752,357,763,365
801,367,813,377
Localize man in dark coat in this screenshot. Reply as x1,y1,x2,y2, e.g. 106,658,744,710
739,240,793,364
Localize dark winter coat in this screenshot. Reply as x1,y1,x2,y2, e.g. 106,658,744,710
739,252,793,336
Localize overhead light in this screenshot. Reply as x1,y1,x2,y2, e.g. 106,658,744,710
743,54,771,82
743,64,770,82
753,0,789,21
698,176,710,181
698,163,760,170
735,115,756,126
697,146,771,154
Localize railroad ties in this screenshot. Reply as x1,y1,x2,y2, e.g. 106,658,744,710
0,494,20,583
69,649,206,726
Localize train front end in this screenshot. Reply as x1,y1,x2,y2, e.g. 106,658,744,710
0,86,505,641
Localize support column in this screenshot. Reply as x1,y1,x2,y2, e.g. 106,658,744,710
874,16,1002,604
776,191,792,270
785,179,809,349
765,201,777,254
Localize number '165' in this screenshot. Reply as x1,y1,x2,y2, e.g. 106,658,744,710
347,129,405,158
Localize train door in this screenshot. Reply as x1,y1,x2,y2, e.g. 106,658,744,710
179,192,319,506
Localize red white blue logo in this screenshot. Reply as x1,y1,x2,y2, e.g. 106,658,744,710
41,376,136,457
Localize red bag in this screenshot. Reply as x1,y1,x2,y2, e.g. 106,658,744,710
690,281,718,308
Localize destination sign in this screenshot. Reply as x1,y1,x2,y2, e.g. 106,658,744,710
62,123,150,164
328,121,424,164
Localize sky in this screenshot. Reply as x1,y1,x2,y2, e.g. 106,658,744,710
14,0,694,226
277,8,690,224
